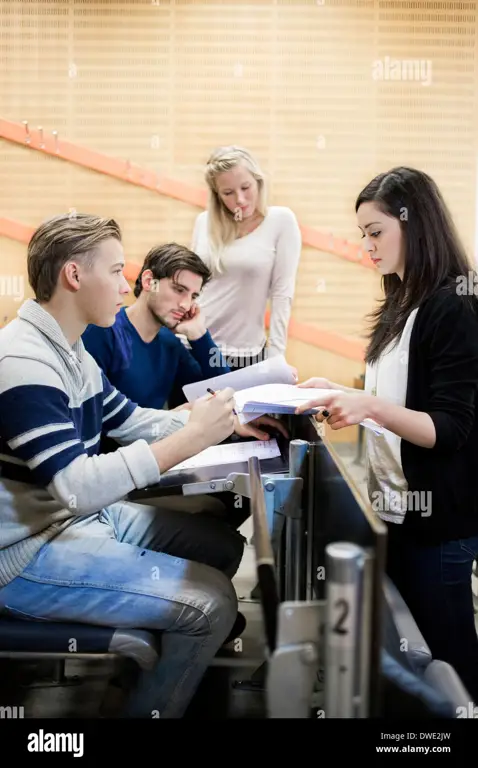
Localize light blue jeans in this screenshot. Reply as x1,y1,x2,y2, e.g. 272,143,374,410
0,501,245,718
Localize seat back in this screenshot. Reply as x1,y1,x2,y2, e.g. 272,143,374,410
382,575,432,675
380,649,456,718
382,577,472,717
424,659,474,715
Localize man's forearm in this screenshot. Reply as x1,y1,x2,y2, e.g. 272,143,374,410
150,422,205,473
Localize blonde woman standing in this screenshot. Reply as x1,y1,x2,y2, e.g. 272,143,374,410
191,146,302,370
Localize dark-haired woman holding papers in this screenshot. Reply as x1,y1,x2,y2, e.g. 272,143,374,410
296,167,478,702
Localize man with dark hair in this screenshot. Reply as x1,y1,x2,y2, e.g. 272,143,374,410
82,242,231,411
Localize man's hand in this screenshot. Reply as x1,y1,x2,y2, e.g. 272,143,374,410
175,304,207,341
233,414,289,441
187,387,236,449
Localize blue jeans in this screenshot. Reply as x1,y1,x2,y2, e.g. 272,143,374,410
386,522,478,703
0,501,245,717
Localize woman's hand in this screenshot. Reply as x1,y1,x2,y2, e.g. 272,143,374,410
295,391,376,430
296,387,437,449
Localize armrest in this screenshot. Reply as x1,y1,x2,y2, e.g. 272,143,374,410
383,575,432,673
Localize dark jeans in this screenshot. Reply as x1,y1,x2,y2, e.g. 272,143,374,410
386,521,478,703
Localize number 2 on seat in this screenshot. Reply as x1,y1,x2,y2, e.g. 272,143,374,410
327,582,358,650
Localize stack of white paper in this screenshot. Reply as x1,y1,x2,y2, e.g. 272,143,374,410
169,438,281,472
233,384,336,411
182,354,297,424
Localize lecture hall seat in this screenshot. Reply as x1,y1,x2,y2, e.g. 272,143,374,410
0,613,160,696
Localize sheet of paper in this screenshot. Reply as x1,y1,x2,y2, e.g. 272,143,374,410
234,384,340,410
234,384,333,425
168,438,281,472
182,355,296,403
234,385,336,425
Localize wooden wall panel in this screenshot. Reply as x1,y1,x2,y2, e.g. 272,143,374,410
0,237,35,328
0,0,477,388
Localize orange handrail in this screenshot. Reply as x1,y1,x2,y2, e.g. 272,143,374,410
0,117,374,269
0,216,365,361
264,309,365,361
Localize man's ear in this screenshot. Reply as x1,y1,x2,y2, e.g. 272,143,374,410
143,269,160,293
63,261,81,293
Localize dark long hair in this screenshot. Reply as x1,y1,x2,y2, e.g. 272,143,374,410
356,167,477,364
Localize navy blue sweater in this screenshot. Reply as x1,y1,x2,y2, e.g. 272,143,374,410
82,308,229,410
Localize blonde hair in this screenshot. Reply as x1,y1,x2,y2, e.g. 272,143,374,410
28,213,121,302
204,145,267,274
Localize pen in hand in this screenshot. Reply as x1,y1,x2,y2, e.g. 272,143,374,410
207,388,238,416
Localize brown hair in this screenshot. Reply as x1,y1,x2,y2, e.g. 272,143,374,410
134,242,211,297
28,212,122,302
355,167,478,364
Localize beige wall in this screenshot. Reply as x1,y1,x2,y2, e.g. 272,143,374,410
1,0,477,403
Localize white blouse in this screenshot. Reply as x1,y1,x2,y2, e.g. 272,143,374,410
364,308,419,524
191,206,302,359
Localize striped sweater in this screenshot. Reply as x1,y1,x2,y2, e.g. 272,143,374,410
0,299,190,587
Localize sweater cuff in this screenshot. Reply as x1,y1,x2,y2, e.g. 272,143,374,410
118,439,162,489
188,330,211,348
160,409,190,437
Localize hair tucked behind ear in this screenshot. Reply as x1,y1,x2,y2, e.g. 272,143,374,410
356,167,478,365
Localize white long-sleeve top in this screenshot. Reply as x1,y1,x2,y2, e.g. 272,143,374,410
191,206,302,359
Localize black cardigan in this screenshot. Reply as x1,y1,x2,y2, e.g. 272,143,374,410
399,283,478,544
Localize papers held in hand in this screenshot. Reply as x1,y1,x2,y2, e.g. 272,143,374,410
182,354,296,413
233,384,384,435
182,354,298,425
